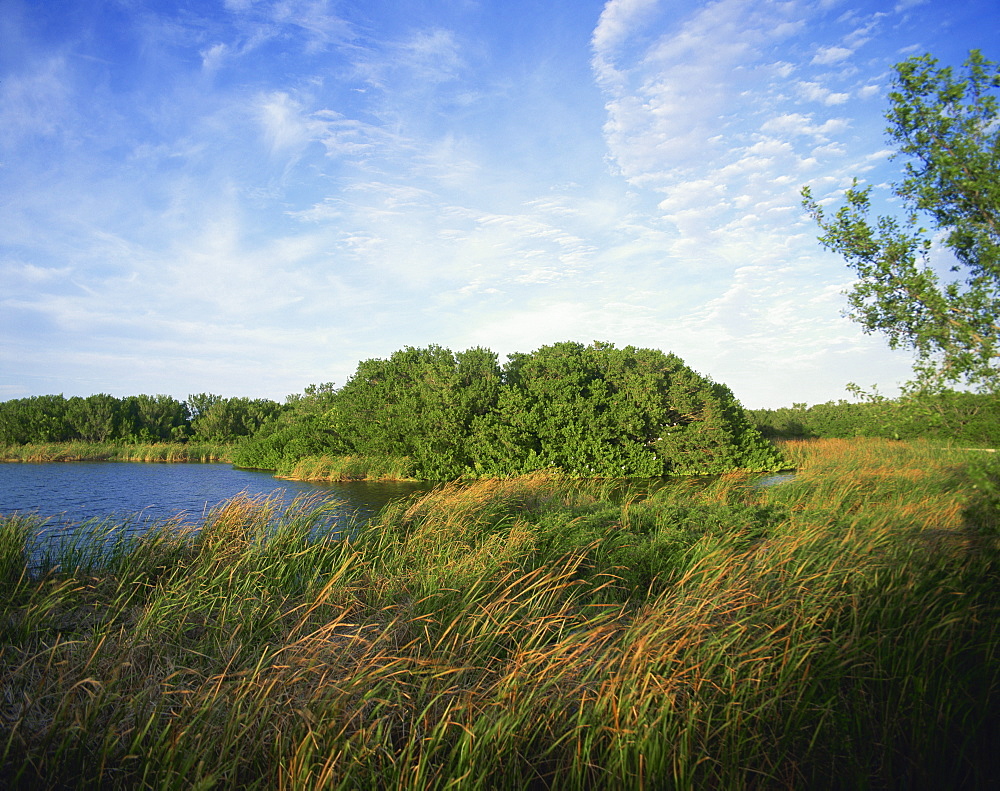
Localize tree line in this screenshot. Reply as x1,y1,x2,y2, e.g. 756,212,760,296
232,341,786,479
0,393,283,445
749,390,1000,444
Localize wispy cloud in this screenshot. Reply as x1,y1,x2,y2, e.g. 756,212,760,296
812,44,855,65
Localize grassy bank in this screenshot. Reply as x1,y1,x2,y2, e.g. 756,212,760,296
2,438,999,789
274,453,418,481
0,441,234,463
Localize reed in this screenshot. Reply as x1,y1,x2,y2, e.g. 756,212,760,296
0,441,234,463
277,454,417,481
1,439,997,789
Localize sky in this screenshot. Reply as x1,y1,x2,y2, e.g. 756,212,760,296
2,0,997,409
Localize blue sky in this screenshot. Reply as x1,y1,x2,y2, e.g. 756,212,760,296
2,0,997,408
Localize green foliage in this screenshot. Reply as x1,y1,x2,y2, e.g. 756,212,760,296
0,342,784,479
230,383,346,470
963,453,1000,534
282,381,338,415
318,341,784,479
189,395,284,442
119,394,189,442
0,394,73,443
66,394,119,442
752,389,1000,445
231,416,343,470
471,341,782,476
802,50,1000,391
326,345,503,479
0,392,283,446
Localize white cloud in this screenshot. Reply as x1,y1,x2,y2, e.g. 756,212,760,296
591,0,660,86
354,27,465,93
0,56,72,146
797,81,850,105
200,42,229,73
812,45,854,65
257,92,315,153
759,113,850,140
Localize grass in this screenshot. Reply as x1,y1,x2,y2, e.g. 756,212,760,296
1,438,998,789
0,441,234,464
276,454,418,481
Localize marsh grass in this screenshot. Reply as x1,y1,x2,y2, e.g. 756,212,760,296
2,439,998,789
0,441,233,464
277,454,417,481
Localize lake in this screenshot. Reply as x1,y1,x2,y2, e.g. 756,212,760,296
0,461,432,568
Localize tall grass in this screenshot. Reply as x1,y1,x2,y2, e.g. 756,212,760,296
1,439,998,789
0,441,233,463
277,454,417,481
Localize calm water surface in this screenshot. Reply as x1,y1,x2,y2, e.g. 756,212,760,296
0,462,432,567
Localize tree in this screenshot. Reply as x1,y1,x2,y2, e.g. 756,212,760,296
802,50,1000,391
0,395,72,444
66,394,120,442
121,394,188,441
233,342,783,478
190,396,283,441
185,393,224,422
326,345,502,478
472,342,782,476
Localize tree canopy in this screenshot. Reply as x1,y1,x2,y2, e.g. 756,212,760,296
802,50,1000,392
0,393,283,445
234,341,785,479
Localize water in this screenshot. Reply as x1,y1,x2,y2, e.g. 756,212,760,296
0,462,432,569
753,472,797,488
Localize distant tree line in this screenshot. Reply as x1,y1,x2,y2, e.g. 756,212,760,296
0,393,283,445
233,341,786,479
750,390,1000,445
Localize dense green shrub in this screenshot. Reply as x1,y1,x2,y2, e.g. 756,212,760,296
231,417,343,470
2,342,788,479
326,345,502,479
302,341,785,479
469,342,782,477
963,453,1000,534
188,395,285,441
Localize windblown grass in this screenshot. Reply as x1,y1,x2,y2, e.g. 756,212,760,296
2,439,998,789
0,441,233,464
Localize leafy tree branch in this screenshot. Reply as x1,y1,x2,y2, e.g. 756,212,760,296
802,49,1000,391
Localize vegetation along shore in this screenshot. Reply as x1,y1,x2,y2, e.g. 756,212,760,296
2,438,999,788
2,342,789,480
0,441,234,464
